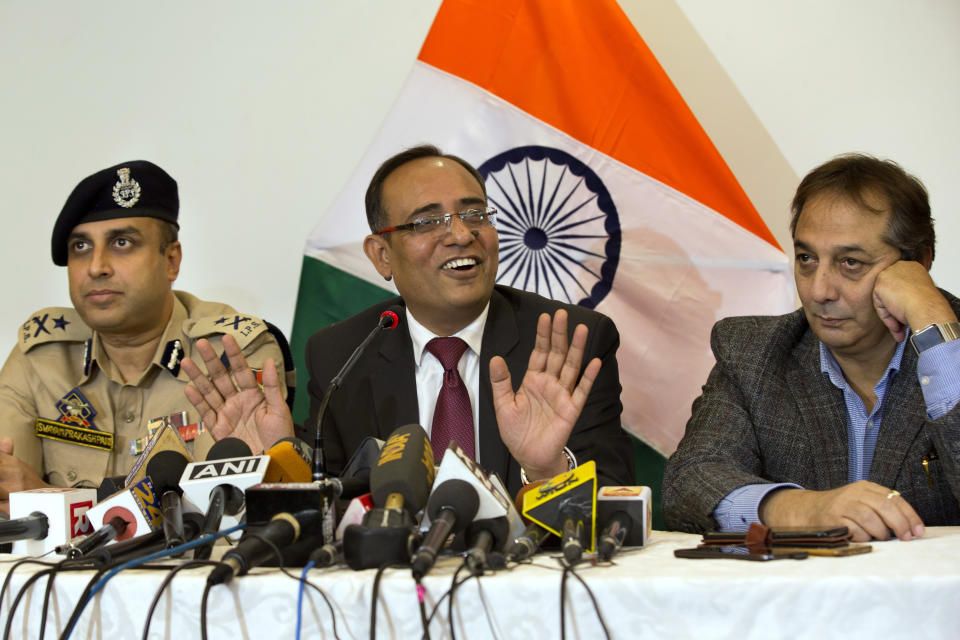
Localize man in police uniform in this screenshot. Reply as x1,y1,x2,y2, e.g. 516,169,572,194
0,160,291,513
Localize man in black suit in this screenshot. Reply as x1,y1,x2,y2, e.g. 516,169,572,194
186,145,633,492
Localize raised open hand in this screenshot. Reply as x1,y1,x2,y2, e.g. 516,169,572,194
181,334,294,453
489,309,600,481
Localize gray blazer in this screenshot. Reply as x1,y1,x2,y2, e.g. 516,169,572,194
663,291,960,532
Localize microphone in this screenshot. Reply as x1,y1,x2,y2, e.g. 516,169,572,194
411,479,480,580
97,475,127,502
62,516,128,559
180,438,254,560
145,450,191,550
124,424,194,488
327,436,384,501
208,509,322,585
8,488,97,555
312,304,403,481
86,512,204,567
505,522,552,563
83,477,163,543
596,486,652,561
429,441,526,542
342,424,435,570
0,513,47,544
309,539,343,568
464,516,510,575
208,437,253,459
559,502,589,564
522,460,598,565
179,438,265,526
264,437,314,483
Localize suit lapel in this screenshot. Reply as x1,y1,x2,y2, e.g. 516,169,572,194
786,331,850,489
478,289,519,480
368,317,420,440
870,347,926,489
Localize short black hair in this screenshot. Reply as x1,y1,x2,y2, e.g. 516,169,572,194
364,145,487,233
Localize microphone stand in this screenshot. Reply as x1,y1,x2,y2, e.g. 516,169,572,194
312,309,399,481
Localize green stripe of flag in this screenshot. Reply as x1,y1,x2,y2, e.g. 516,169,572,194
289,256,393,424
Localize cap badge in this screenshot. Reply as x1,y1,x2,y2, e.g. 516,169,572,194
112,167,142,208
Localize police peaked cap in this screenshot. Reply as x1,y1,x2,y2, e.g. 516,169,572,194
51,160,179,266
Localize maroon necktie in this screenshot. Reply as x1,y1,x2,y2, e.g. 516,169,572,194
426,337,475,462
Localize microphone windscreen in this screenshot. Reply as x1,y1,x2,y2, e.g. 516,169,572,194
207,437,253,460
340,437,384,480
9,488,97,555
467,516,511,551
146,450,190,494
597,486,652,547
379,305,404,330
425,479,479,523
369,424,435,512
124,424,193,488
428,442,525,541
97,475,127,503
264,439,313,483
522,460,598,553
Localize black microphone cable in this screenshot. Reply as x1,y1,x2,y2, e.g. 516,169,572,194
447,556,503,640
418,564,472,640
3,566,54,640
140,560,220,640
59,523,245,640
0,555,55,621
2,555,91,640
559,561,611,640
201,530,280,640
369,562,410,640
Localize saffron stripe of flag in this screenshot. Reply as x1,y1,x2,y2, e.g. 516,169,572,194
291,0,794,463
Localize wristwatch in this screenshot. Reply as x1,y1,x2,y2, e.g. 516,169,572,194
910,321,960,355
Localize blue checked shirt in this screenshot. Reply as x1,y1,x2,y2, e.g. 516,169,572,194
713,332,960,530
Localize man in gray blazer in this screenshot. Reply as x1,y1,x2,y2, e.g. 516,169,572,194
664,154,960,541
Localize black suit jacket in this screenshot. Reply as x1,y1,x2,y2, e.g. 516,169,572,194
663,290,960,532
302,285,634,494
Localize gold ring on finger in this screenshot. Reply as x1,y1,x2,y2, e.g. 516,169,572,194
886,489,901,500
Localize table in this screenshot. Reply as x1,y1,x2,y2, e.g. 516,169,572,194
2,527,958,639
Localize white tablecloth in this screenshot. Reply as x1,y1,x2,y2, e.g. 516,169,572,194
2,527,959,639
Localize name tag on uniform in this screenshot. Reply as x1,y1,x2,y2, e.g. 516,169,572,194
35,418,114,452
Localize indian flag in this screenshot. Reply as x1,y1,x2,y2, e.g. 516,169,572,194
291,0,794,463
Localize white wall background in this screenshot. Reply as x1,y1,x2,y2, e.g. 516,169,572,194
0,0,956,358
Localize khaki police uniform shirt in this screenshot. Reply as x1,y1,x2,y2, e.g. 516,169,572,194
0,290,291,488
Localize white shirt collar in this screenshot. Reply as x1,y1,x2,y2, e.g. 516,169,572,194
407,303,490,365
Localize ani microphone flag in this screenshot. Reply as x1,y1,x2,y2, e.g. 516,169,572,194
290,0,794,457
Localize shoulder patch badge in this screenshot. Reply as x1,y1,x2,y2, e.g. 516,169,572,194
55,388,98,428
34,388,113,451
187,314,267,349
19,307,90,352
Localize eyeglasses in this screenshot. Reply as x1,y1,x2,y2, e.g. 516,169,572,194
375,208,497,236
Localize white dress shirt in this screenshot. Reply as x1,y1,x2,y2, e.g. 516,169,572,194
406,303,490,461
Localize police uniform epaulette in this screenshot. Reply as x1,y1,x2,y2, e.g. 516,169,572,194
183,313,269,350
18,307,91,353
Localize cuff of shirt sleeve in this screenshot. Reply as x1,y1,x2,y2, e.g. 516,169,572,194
712,483,802,531
916,338,960,419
